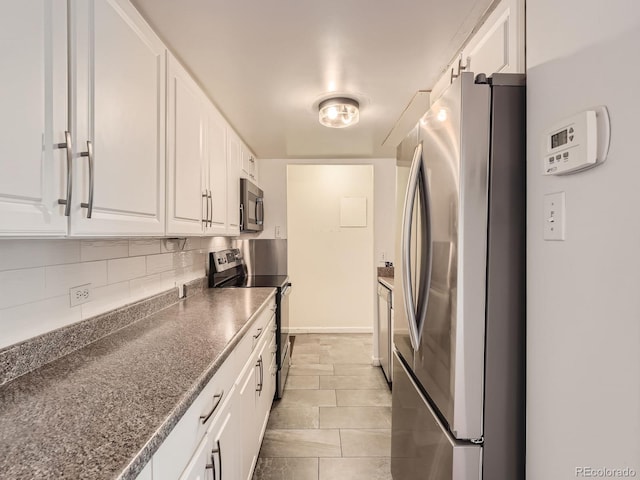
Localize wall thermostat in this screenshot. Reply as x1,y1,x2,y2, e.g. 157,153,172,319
542,106,610,175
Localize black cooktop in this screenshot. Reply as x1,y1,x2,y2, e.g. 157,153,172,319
217,274,289,289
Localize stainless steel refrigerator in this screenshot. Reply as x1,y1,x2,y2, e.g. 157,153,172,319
391,72,526,480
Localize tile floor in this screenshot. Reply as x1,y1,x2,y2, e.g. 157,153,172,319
253,333,393,480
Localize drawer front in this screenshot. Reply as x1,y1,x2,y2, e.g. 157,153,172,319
153,349,240,480
234,298,276,367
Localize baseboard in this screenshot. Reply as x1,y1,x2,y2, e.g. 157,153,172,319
288,327,374,334
371,357,381,367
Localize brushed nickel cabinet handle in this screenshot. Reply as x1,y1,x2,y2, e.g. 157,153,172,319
199,391,224,424
54,131,72,216
79,140,94,218
208,190,213,226
202,190,209,225
256,357,263,394
214,440,222,480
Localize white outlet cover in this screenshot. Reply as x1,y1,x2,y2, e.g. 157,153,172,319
543,192,565,241
69,283,92,307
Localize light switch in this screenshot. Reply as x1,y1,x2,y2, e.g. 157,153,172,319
543,192,565,241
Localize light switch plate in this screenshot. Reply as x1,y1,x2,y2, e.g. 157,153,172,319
543,192,565,241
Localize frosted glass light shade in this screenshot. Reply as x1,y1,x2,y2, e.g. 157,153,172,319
318,97,359,128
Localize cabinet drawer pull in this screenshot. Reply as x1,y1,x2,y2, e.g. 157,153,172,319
199,391,224,424
54,131,73,216
79,140,94,218
252,327,263,341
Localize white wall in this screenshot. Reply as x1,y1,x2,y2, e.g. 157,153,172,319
257,157,396,267
527,2,640,477
287,165,374,332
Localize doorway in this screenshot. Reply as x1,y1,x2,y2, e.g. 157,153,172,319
287,164,374,333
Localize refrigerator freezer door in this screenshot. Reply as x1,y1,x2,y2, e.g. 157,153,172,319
391,352,481,480
414,73,490,440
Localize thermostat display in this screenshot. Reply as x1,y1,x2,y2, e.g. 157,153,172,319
543,106,610,176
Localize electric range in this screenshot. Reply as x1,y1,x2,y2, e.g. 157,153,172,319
209,248,291,399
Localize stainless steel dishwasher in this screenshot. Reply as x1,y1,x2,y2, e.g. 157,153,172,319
377,281,392,384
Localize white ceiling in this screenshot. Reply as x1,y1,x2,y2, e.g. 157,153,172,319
131,0,495,159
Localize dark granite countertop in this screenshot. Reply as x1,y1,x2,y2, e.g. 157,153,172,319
0,287,276,480
378,276,394,291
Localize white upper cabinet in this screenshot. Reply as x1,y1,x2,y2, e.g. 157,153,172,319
205,106,229,235
166,52,207,236
166,52,241,237
241,145,258,184
1,0,251,238
69,0,166,236
430,0,525,101
0,1,68,236
227,132,242,235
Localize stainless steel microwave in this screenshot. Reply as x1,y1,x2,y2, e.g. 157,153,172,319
240,178,264,232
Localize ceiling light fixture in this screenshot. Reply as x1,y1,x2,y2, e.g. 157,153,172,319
318,97,359,128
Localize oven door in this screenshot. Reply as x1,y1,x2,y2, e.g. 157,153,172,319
240,178,264,232
276,282,291,398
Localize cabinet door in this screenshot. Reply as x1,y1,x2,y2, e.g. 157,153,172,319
205,105,228,235
226,132,241,235
237,353,259,480
0,1,68,236
166,52,206,236
461,0,525,75
255,331,274,440
70,0,166,236
180,395,239,480
241,145,258,183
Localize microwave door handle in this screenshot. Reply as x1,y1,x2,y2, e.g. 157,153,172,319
401,143,423,351
239,203,244,231
257,197,264,225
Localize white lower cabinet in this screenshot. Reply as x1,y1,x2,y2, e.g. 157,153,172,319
148,297,276,480
179,390,239,480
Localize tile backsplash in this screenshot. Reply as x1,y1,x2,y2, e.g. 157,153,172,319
0,237,229,350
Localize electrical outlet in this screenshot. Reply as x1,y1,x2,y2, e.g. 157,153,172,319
70,284,91,307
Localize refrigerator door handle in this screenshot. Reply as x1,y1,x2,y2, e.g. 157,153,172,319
415,148,433,347
401,143,423,350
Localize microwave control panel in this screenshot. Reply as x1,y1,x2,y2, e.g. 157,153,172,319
542,106,610,176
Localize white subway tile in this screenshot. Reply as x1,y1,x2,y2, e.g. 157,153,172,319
44,261,108,298
80,240,129,262
81,281,130,319
146,253,174,275
160,270,181,291
0,296,82,349
130,274,165,303
0,239,80,271
0,268,46,309
129,239,161,257
107,257,146,284
173,251,194,269
201,237,232,252
161,237,201,253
